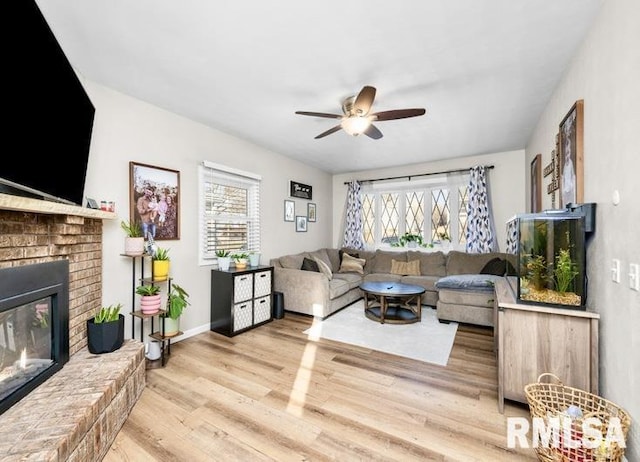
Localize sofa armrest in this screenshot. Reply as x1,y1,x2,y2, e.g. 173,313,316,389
273,267,331,317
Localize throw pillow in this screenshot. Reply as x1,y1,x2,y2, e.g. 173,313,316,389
339,249,360,264
480,257,506,276
390,259,421,276
338,253,366,274
313,256,333,280
301,257,320,272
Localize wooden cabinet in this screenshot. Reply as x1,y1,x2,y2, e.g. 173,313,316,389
494,278,599,413
210,266,273,336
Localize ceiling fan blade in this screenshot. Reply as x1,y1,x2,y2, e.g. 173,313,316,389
363,124,383,140
373,108,426,121
314,124,343,139
295,111,342,119
353,86,376,115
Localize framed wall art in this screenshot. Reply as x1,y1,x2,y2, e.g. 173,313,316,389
559,100,584,208
290,180,312,200
284,200,295,222
530,154,542,213
307,203,316,222
296,215,307,232
129,162,180,241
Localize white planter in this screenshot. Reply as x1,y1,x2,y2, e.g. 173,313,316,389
124,237,145,256
218,257,231,271
249,253,261,266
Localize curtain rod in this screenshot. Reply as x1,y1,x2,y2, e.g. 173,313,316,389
343,165,494,185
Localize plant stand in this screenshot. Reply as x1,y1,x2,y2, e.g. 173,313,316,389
122,253,175,368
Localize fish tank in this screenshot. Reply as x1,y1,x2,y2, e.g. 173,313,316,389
516,210,586,309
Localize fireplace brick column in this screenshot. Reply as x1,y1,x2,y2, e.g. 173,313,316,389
0,210,104,356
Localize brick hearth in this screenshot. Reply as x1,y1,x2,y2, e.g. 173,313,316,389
0,200,144,461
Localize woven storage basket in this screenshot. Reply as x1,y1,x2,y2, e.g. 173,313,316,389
524,373,631,462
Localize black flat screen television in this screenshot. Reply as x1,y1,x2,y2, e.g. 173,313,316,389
2,0,95,206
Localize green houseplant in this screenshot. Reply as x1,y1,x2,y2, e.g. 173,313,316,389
161,283,190,337
87,303,124,354
231,251,249,269
392,233,433,249
216,249,232,271
121,220,145,256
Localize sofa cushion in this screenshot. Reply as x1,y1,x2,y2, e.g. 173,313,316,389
364,273,402,284
408,250,447,277
373,250,406,273
438,288,496,308
446,251,507,275
342,248,376,274
480,257,507,276
308,249,332,271
435,274,502,291
325,248,341,273
339,253,366,274
332,272,363,290
399,275,440,292
390,259,421,276
301,257,320,272
280,253,306,269
313,256,333,280
328,278,351,299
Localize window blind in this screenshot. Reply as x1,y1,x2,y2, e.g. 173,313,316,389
199,162,261,263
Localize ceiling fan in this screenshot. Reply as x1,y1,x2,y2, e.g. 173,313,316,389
295,85,426,140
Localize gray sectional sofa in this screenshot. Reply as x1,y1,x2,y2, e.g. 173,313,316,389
270,247,515,326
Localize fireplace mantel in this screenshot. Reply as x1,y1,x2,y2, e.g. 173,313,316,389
0,193,117,219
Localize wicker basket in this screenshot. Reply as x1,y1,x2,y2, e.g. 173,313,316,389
524,373,631,462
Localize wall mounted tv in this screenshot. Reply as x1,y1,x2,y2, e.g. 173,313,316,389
1,0,95,206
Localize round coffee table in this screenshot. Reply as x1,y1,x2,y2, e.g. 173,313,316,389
359,281,425,324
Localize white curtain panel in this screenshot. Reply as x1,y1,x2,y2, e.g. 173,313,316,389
465,166,497,253
342,180,365,250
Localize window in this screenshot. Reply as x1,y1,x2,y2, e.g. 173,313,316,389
199,161,261,265
361,173,469,250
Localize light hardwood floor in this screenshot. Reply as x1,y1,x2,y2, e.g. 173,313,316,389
105,308,537,461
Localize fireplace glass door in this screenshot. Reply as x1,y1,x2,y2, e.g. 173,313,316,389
0,297,54,402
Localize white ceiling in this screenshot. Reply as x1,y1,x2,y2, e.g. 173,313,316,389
35,0,602,174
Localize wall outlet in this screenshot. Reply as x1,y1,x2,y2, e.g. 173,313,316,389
629,263,639,291
611,259,621,283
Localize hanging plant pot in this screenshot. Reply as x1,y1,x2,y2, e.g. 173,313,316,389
87,314,125,354
140,294,162,314
153,260,170,281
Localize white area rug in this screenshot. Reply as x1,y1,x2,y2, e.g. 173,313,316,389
303,300,458,366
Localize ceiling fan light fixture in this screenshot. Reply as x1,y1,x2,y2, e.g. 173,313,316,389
341,115,372,136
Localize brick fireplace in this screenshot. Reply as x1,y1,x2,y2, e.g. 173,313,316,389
0,195,145,461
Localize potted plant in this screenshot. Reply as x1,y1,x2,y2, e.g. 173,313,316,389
87,303,124,354
136,284,162,314
161,283,190,337
231,252,249,269
120,220,144,256
216,249,231,271
248,251,261,267
392,233,427,248
152,246,170,281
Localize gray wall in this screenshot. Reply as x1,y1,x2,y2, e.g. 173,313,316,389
83,82,333,341
525,0,640,457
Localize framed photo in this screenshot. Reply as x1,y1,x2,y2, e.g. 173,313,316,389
530,154,542,213
290,180,312,200
130,162,180,241
307,203,316,222
284,200,295,222
295,215,307,232
559,100,584,208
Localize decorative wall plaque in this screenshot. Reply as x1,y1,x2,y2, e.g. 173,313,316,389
290,181,312,200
